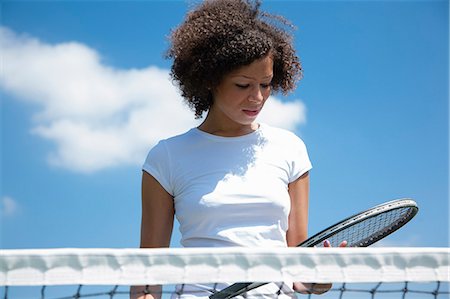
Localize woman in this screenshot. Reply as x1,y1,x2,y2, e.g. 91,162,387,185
132,1,344,298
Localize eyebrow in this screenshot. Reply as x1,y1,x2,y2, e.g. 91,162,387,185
232,74,273,80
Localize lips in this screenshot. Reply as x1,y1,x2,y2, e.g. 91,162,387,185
242,109,260,117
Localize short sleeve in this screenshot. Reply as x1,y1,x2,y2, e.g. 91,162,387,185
289,135,312,183
142,140,173,196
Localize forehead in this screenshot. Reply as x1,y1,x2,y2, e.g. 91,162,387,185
228,56,274,79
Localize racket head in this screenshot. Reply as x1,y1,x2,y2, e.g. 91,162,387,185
298,198,418,248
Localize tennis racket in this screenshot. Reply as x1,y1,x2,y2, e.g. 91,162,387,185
209,198,419,299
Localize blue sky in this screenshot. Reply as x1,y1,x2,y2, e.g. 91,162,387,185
1,0,448,251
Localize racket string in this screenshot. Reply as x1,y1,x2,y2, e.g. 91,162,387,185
317,207,415,247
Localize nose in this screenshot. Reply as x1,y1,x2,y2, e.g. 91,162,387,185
248,86,264,103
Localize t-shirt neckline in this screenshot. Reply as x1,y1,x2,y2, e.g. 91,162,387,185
193,124,264,141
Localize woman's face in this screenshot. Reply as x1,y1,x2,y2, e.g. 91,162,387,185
209,55,273,131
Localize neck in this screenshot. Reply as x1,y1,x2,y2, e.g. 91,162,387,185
198,113,259,137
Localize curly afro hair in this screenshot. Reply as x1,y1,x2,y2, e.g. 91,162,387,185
166,0,302,118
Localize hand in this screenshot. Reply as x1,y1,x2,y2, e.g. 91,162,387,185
324,239,348,248
293,239,347,294
130,285,161,299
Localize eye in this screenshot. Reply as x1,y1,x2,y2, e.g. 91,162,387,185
260,83,271,89
235,84,249,89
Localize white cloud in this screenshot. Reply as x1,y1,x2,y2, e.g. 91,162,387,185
1,196,19,217
0,26,306,173
258,98,306,131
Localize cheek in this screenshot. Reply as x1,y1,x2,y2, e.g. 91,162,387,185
225,90,247,105
214,86,241,103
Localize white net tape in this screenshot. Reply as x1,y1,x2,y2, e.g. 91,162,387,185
1,247,449,286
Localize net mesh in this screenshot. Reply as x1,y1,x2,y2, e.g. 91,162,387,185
1,247,449,299
2,282,449,299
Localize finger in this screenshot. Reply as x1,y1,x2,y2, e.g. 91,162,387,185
323,240,331,247
339,240,348,247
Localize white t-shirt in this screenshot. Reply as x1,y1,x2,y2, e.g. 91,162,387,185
142,124,312,298
143,123,312,248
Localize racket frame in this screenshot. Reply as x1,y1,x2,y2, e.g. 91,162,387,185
298,198,418,247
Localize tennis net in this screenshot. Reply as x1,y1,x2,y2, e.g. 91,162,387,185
1,247,449,298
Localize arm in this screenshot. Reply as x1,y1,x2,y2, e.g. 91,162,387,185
287,172,346,295
130,171,175,299
286,171,309,247
286,172,332,295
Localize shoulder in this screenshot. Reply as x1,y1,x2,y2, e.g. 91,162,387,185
259,123,306,146
156,128,198,148
145,128,197,160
